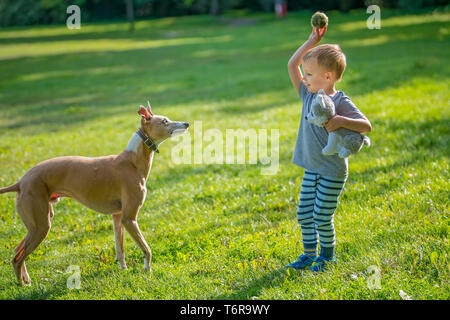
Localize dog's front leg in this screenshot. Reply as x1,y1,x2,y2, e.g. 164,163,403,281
322,131,341,155
121,206,151,272
112,213,127,270
338,147,351,158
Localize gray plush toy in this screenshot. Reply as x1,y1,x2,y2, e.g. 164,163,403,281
306,89,371,158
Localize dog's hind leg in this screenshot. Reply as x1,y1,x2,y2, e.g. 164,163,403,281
49,203,55,219
13,192,51,286
112,213,127,270
13,235,30,284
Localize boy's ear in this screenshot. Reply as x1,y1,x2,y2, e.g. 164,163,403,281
327,70,339,82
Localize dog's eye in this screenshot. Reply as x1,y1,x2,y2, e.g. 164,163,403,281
162,119,168,125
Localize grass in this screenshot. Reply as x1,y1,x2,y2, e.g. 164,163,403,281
0,9,449,299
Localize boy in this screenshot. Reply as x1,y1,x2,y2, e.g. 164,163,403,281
286,25,372,271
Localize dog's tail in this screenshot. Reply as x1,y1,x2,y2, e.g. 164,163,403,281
0,182,20,194
363,136,371,147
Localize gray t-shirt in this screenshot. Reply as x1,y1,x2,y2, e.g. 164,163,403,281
292,82,365,179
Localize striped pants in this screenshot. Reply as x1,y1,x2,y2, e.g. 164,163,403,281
296,170,347,258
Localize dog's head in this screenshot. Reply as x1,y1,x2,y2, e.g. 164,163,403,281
138,101,189,144
305,89,336,127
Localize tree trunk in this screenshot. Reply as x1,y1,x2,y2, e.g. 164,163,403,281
125,0,135,32
210,0,220,16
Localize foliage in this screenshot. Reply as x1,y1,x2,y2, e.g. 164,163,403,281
0,0,448,27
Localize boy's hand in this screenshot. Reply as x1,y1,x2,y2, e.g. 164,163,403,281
324,115,343,132
287,24,327,92
307,26,327,46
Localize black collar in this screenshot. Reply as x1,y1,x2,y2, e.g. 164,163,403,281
136,129,159,153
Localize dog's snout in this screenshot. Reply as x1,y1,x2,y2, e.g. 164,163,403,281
184,122,189,128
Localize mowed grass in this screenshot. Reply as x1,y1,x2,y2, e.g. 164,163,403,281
0,9,449,299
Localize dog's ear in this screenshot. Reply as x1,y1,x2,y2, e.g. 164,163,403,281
138,105,151,120
319,95,326,108
146,100,154,116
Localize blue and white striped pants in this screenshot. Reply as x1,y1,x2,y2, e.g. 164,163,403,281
297,170,347,254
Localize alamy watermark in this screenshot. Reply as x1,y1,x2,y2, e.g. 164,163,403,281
66,5,81,29
171,121,280,175
366,265,381,289
66,265,81,289
366,5,381,29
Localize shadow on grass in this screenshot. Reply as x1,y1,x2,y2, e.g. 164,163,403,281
0,14,242,45
8,284,64,299
214,267,288,299
0,265,71,299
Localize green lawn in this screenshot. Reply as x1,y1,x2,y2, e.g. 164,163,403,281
0,9,448,299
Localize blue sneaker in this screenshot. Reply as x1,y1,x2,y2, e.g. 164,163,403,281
285,254,316,270
310,256,337,272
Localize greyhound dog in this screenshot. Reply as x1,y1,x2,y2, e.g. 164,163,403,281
0,101,189,286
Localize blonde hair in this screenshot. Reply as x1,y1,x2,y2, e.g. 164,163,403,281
303,44,346,81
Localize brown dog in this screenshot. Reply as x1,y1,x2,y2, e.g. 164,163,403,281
0,102,189,286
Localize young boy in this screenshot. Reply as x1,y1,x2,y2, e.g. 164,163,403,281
286,25,372,271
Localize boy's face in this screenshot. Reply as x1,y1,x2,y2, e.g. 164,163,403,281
302,57,334,94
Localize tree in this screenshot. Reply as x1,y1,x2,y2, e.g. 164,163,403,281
210,0,220,16
125,0,134,31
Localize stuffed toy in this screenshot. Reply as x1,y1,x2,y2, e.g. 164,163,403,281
306,89,371,158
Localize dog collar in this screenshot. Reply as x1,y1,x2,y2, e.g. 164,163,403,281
136,129,160,153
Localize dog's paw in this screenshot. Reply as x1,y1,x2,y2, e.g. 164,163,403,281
338,149,351,158
322,147,335,156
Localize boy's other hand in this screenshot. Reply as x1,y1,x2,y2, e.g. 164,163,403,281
308,26,327,46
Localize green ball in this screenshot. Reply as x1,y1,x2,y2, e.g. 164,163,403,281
311,11,328,29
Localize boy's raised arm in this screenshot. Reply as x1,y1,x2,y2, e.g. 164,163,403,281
287,26,327,92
